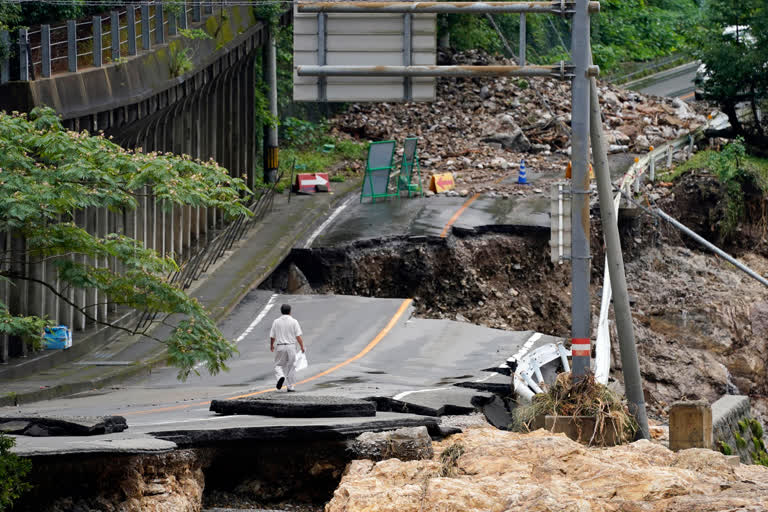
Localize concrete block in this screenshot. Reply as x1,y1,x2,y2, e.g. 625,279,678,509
669,400,712,451
545,415,620,446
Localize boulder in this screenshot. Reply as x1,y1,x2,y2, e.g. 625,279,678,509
350,426,434,461
327,427,768,512
482,128,532,152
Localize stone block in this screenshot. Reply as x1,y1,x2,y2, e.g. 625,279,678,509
350,426,434,461
669,400,712,451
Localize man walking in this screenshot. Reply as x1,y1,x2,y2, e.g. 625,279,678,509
270,304,305,392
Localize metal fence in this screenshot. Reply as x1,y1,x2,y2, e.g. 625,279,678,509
1,175,281,364
0,0,215,84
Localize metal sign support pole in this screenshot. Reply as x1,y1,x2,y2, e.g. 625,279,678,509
569,0,591,378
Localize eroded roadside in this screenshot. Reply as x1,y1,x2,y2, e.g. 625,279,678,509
263,172,768,425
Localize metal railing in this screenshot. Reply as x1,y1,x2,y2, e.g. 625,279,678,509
0,0,215,84
592,112,726,384
135,172,284,331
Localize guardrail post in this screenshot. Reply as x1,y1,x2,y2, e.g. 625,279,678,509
179,4,189,29
666,145,673,168
18,28,29,81
192,0,201,22
1,30,9,84
111,11,120,61
127,6,137,55
67,20,77,72
93,16,102,67
519,13,526,66
41,24,51,77
687,135,694,158
156,3,165,45
141,4,151,50
649,154,655,182
168,7,177,36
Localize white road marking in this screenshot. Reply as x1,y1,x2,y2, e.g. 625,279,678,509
474,372,499,383
235,293,279,343
393,387,445,401
507,332,542,365
192,293,279,370
304,196,354,248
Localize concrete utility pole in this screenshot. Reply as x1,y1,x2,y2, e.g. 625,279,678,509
263,26,279,183
569,0,592,377
588,68,650,439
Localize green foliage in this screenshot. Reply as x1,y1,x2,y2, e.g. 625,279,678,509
750,418,764,440
439,0,697,73
735,431,747,450
0,433,32,509
169,29,213,78
282,117,327,148
709,138,749,236
0,107,250,380
739,418,749,433
688,0,768,144
717,440,733,456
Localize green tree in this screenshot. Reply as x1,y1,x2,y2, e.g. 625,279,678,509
0,433,32,510
0,107,251,379
690,0,768,147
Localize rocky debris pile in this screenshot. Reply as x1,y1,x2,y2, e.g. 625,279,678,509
332,49,709,198
0,414,127,436
326,426,768,512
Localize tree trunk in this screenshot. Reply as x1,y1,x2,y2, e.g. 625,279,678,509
722,101,743,138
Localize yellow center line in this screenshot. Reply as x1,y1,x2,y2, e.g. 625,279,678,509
679,91,695,101
123,298,413,416
440,174,510,238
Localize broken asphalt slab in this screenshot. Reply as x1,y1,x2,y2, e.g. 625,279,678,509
0,414,127,436
210,393,376,418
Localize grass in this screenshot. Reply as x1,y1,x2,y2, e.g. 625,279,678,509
511,372,638,446
658,148,768,184
274,117,367,193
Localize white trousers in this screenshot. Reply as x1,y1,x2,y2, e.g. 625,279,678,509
273,344,297,390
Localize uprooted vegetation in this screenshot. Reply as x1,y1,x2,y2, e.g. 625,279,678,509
512,373,638,446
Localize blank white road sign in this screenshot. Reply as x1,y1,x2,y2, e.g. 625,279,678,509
293,4,436,102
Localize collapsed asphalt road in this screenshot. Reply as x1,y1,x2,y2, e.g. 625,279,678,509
6,184,563,457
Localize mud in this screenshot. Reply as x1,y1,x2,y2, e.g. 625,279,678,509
262,229,573,337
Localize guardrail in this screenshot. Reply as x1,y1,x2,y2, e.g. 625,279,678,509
593,112,728,384
0,0,219,84
517,111,726,399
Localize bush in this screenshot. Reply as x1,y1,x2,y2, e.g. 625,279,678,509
0,433,32,509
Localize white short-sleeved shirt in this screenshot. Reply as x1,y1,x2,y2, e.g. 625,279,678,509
270,315,302,345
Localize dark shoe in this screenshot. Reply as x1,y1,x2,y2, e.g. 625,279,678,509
287,388,296,393
276,377,285,390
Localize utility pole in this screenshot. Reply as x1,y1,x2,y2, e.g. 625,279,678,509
263,25,279,183
569,0,592,378
589,73,650,439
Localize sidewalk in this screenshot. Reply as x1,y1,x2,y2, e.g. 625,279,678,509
0,180,360,406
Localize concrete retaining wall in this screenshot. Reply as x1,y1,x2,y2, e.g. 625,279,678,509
712,395,766,465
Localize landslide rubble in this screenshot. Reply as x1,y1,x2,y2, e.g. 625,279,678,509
326,426,768,512
331,49,710,198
